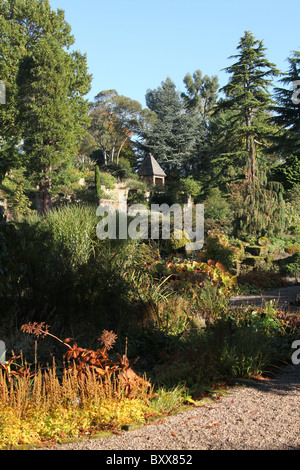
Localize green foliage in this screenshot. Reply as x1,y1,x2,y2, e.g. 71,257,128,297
179,176,202,199
228,172,285,238
95,165,101,197
164,229,191,254
0,168,34,219
204,187,233,222
273,50,300,160
35,205,98,267
272,155,300,191
284,185,300,238
89,89,155,166
143,77,197,176
278,252,300,277
203,231,244,270
217,31,280,181
0,0,92,213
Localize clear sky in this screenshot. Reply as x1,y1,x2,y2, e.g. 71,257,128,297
49,0,300,107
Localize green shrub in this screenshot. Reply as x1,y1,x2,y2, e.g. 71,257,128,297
278,252,300,277
285,245,300,255
99,171,116,190
203,231,244,270
204,188,233,223
164,229,191,254
258,237,271,246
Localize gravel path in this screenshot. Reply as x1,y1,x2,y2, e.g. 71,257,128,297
44,363,300,451
230,285,300,312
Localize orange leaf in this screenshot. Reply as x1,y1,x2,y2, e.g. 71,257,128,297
63,338,73,344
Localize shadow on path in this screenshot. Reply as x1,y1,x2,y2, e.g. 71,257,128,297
230,285,300,313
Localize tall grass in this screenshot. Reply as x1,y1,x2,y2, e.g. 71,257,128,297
0,363,154,449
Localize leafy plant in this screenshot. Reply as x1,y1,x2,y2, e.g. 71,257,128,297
203,231,244,270
20,323,151,398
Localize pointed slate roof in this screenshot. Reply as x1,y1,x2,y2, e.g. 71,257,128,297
138,154,166,177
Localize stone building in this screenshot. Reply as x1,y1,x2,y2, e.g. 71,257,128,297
137,154,166,187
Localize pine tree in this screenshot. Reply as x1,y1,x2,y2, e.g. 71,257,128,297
273,51,300,155
217,31,280,181
143,77,197,177
218,31,284,237
271,51,300,189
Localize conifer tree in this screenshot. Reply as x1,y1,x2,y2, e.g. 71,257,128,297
143,77,197,177
181,70,220,190
217,31,280,180
271,51,300,189
219,31,284,237
273,51,300,155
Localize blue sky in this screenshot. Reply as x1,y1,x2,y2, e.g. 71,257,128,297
49,0,300,107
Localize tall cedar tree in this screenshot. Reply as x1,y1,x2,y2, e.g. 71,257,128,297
272,51,300,189
0,0,92,214
218,31,280,179
218,31,285,237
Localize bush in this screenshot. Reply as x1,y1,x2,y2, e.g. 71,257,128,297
285,245,300,255
203,231,244,271
278,252,300,277
204,188,233,223
164,229,191,254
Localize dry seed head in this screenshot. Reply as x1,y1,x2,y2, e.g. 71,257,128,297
21,322,50,338
98,330,117,350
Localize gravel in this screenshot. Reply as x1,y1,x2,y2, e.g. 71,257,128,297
42,363,300,451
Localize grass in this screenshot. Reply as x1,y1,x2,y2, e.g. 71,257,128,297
0,365,155,449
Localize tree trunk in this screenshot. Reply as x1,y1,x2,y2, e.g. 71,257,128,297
248,135,257,181
39,166,52,215
116,137,129,165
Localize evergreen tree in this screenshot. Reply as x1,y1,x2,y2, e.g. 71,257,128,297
271,51,300,190
0,0,92,214
273,51,300,156
218,31,284,237
217,31,280,180
143,77,197,177
228,174,285,238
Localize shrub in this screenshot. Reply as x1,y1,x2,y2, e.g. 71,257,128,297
285,245,300,255
278,252,300,277
0,325,154,449
204,188,233,223
164,229,191,254
33,204,99,267
203,231,244,270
